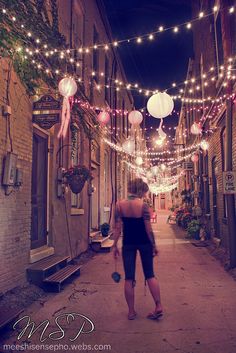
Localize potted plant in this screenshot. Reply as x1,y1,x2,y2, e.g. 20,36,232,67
63,165,92,194
187,220,201,240
100,223,110,237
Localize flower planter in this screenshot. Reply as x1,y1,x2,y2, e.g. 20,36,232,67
63,165,92,195
68,175,86,194
188,230,200,240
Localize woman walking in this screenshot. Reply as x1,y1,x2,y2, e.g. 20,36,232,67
113,178,163,320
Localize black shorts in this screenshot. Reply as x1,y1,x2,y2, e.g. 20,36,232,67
122,243,155,281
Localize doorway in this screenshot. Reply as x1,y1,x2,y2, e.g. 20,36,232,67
31,129,48,249
212,157,220,237
160,194,166,209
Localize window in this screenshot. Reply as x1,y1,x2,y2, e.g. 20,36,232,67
93,26,99,82
71,126,83,209
72,3,84,77
214,5,224,75
104,152,110,207
203,154,210,213
122,99,126,134
221,126,227,218
105,55,109,103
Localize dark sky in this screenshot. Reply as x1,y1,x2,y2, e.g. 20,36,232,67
103,0,194,132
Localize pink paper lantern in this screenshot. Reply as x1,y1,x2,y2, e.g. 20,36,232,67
190,122,202,135
191,154,199,163
97,111,110,124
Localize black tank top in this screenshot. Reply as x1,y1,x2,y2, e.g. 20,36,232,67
121,216,151,246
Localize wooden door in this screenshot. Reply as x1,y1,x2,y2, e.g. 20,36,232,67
212,157,220,237
31,129,48,249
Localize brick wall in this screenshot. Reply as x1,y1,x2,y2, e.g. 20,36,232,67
0,59,32,294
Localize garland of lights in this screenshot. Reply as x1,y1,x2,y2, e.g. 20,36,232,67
1,4,235,102
2,4,234,53
148,182,179,195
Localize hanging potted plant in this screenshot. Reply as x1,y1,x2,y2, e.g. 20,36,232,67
63,165,92,194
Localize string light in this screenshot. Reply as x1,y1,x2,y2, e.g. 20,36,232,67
1,4,235,55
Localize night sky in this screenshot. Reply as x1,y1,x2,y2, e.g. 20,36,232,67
104,0,194,133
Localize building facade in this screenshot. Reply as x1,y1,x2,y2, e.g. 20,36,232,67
0,0,133,294
175,0,236,258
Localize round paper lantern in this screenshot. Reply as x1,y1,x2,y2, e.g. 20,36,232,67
190,122,202,135
146,170,153,179
200,139,209,151
191,154,199,163
128,110,143,125
151,165,159,175
58,77,77,97
147,92,174,119
57,77,77,139
122,139,135,154
135,156,143,166
160,163,166,171
97,111,110,124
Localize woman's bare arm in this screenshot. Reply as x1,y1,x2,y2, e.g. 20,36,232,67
112,202,122,257
143,203,158,254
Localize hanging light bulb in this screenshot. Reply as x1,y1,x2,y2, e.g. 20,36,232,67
155,137,165,146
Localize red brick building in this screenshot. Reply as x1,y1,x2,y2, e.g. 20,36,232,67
0,0,133,294
175,0,236,262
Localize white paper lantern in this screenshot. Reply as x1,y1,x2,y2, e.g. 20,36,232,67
128,110,143,125
58,77,77,97
57,77,77,139
122,139,135,154
97,111,110,124
146,170,153,179
200,139,209,151
191,122,202,135
160,163,166,171
135,156,143,166
151,165,159,175
147,92,174,119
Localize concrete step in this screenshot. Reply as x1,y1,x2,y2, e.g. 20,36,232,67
0,307,23,330
100,239,114,253
27,255,69,285
43,264,82,292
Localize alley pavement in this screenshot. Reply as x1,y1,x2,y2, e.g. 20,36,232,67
1,210,236,353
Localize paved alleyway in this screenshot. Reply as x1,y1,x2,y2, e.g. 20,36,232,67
1,211,236,353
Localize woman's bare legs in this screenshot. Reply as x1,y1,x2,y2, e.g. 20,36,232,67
124,280,136,318
147,277,163,313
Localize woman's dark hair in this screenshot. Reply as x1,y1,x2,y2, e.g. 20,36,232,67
128,178,149,197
